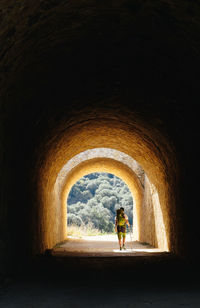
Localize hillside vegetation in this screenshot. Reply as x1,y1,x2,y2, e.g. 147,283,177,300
67,173,133,233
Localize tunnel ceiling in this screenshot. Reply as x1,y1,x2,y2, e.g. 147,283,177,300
1,0,200,113
1,0,199,170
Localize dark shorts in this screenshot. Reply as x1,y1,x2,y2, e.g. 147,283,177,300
117,225,126,233
117,225,126,239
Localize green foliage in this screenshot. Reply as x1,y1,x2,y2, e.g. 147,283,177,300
67,172,133,233
67,213,83,226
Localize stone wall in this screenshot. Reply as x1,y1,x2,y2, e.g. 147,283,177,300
140,176,157,247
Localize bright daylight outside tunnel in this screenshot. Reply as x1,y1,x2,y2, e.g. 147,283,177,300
64,170,135,254
66,172,134,235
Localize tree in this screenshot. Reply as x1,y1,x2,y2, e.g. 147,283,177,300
67,213,83,226
67,172,133,231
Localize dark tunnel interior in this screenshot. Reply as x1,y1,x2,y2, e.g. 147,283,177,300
1,0,200,305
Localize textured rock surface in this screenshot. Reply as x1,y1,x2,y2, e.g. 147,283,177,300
0,0,200,273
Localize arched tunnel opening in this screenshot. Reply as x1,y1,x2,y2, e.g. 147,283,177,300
52,147,169,256
64,171,136,254
1,0,200,303
36,122,175,257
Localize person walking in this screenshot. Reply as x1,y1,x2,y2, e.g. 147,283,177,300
115,207,130,250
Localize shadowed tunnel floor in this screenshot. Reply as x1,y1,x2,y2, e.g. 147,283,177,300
1,276,200,307
1,244,200,307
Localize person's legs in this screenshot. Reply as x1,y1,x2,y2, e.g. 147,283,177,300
123,234,126,245
122,233,126,249
118,232,122,249
120,226,126,249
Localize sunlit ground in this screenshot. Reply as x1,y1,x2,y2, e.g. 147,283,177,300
53,234,164,257
112,248,162,253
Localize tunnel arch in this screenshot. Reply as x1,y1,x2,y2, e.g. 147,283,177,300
35,117,178,255
55,148,145,242
61,157,143,242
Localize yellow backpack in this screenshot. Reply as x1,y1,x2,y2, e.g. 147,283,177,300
117,209,126,226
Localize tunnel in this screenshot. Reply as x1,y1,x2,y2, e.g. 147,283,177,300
44,129,173,253
0,0,200,296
